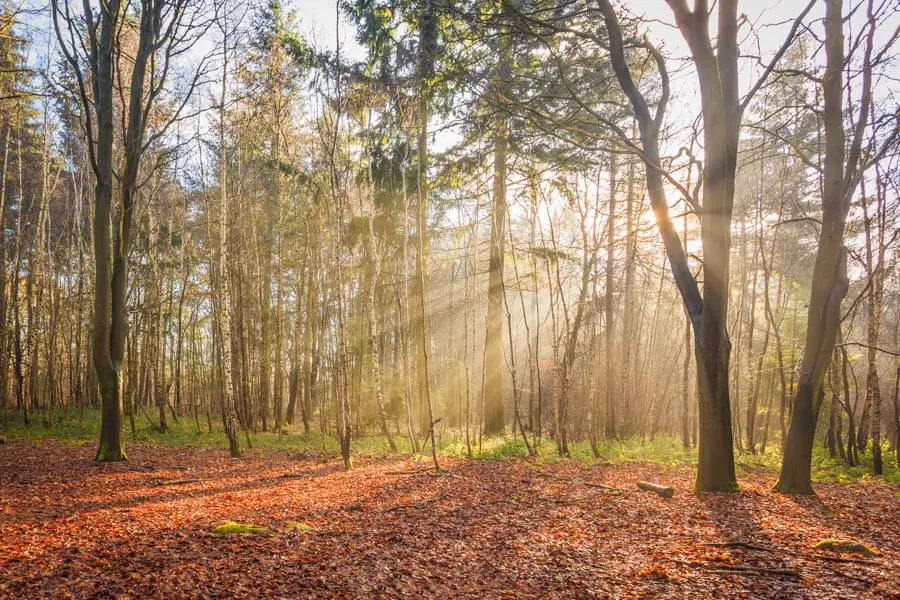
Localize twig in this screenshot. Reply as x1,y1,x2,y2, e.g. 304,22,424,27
277,473,311,480
536,471,623,492
383,493,448,513
821,564,872,585
666,557,800,579
810,554,880,565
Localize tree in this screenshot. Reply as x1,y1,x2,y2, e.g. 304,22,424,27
214,5,240,458
51,0,207,460
777,0,894,493
482,9,510,436
597,0,814,490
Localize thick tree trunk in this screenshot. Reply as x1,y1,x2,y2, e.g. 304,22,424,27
93,0,125,461
692,20,738,493
483,23,509,436
600,0,737,491
778,0,870,493
482,113,508,436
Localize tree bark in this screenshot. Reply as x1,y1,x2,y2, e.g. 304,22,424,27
778,0,872,493
483,20,510,436
599,0,737,490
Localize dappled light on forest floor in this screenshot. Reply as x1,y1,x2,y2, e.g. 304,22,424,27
1,440,897,598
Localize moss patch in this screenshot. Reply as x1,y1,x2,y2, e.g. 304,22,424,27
211,520,274,536
95,440,127,462
284,521,313,533
814,539,878,555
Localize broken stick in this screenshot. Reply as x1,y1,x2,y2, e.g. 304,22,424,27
637,481,674,498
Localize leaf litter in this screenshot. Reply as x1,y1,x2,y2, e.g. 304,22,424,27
1,439,897,598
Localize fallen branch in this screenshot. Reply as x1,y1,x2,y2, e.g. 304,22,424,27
708,564,800,578
666,557,800,579
810,554,880,565
707,543,881,565
383,494,448,513
384,469,433,476
277,473,311,480
426,471,464,479
821,564,872,585
386,469,465,481
637,481,674,498
536,472,623,492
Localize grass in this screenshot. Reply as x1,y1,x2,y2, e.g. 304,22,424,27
2,408,897,486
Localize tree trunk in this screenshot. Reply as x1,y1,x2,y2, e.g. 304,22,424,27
861,177,885,474
366,199,397,452
778,0,872,493
599,0,737,491
483,23,509,436
217,27,239,458
92,0,125,461
604,149,617,439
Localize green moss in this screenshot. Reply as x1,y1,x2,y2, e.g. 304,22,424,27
284,521,313,533
716,481,741,493
211,521,274,535
695,480,741,493
814,539,878,555
95,440,127,462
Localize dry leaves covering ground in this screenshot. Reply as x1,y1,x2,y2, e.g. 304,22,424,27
1,439,897,599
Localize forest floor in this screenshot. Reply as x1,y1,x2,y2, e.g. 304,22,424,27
1,439,898,599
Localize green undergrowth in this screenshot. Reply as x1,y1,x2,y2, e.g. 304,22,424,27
736,442,900,486
3,408,897,486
